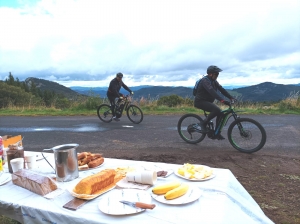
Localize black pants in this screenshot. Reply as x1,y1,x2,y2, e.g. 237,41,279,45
107,94,122,117
194,100,222,126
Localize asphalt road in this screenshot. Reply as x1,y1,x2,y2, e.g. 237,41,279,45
0,114,299,156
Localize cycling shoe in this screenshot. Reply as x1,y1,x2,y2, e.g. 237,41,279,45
216,134,225,140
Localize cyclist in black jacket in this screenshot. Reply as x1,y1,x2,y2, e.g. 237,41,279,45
107,72,133,121
194,65,234,140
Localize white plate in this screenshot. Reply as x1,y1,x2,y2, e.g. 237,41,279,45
151,185,202,205
78,161,105,172
0,172,12,185
98,189,152,215
174,165,216,181
68,183,115,200
174,171,216,181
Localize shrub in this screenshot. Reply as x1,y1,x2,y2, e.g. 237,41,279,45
157,95,185,107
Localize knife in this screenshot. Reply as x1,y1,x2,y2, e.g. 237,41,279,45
119,200,156,209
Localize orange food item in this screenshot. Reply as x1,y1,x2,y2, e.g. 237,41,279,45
74,169,115,195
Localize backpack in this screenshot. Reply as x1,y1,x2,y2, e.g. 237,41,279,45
192,79,201,96
193,76,212,96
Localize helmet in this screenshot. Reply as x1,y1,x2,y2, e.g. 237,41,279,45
207,65,222,74
116,72,123,78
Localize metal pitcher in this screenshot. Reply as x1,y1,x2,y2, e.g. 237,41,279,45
42,144,79,182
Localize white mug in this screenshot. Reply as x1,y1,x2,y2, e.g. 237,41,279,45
126,170,157,185
10,158,24,172
25,154,36,169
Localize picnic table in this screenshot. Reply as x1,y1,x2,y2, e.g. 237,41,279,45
0,152,274,224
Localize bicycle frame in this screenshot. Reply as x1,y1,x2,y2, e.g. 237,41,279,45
115,95,132,116
205,105,240,136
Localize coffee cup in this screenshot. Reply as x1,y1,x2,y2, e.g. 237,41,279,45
10,158,24,172
25,154,36,169
126,170,157,185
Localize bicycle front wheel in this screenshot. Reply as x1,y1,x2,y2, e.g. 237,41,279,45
97,104,113,123
228,118,266,153
177,114,206,144
127,105,143,124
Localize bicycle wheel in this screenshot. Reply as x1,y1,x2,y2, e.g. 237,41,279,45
228,118,267,153
177,114,206,144
97,104,113,123
127,105,143,124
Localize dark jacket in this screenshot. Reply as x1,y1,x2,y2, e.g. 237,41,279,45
195,75,232,103
107,78,132,98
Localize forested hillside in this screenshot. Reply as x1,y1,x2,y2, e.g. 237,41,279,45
231,82,300,102
1,73,300,108
25,77,81,98
0,73,84,109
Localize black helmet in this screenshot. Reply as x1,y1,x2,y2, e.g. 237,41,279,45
207,65,222,74
116,72,123,78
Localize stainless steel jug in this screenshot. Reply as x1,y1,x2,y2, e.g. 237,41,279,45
42,144,79,182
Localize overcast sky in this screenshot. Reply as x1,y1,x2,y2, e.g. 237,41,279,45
0,0,299,88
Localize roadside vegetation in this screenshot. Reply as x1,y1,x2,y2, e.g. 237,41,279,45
0,91,299,116
1,73,300,115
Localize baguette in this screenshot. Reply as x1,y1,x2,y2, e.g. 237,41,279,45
74,169,116,195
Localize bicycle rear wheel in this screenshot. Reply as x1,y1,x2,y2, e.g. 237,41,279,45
97,104,113,123
177,114,206,144
228,118,266,153
127,105,143,124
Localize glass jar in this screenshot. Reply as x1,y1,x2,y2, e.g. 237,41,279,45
7,147,25,173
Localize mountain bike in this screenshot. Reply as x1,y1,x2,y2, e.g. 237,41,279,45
97,95,143,124
177,102,267,153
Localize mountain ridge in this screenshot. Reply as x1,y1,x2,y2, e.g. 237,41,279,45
25,77,300,102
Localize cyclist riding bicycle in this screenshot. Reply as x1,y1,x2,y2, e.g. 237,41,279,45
194,65,235,140
107,72,134,121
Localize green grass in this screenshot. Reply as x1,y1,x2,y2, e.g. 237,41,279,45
0,104,299,116
0,215,20,224
0,92,299,116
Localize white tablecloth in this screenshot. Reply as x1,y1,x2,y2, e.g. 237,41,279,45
0,152,274,224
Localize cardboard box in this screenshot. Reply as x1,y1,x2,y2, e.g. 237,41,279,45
2,135,23,148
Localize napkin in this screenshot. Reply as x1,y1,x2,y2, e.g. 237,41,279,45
116,178,152,190
44,188,65,199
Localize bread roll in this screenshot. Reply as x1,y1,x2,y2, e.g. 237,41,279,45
88,157,104,168
78,164,89,171
91,153,102,160
74,169,116,195
77,152,86,160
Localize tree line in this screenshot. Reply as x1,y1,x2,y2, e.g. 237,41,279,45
0,72,74,109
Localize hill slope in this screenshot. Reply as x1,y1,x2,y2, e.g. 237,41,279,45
23,78,300,102
25,77,82,98
232,82,300,102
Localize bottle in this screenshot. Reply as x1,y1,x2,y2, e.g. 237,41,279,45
0,136,3,171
